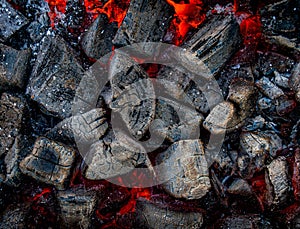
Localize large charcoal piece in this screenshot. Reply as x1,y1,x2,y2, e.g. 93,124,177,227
27,35,84,119
81,14,118,59
156,140,210,200
154,97,203,142
110,52,155,140
20,137,76,190
84,130,151,180
113,0,174,47
0,44,31,90
57,188,97,229
0,0,29,41
265,157,291,207
135,198,203,228
289,62,300,102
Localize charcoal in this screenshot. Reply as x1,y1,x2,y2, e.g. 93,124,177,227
0,204,30,229
57,188,97,229
46,108,108,146
153,97,203,142
134,198,203,228
156,140,210,200
26,35,84,119
227,179,253,197
0,44,31,91
84,130,151,180
0,0,29,41
0,93,27,158
274,70,289,88
20,137,76,190
110,52,155,140
289,62,300,102
26,13,50,43
275,96,296,116
112,0,174,47
203,101,241,134
256,76,285,100
81,14,118,59
265,157,290,207
182,15,241,77
293,149,300,201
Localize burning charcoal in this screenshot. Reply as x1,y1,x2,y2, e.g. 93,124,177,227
182,15,241,77
26,35,84,119
81,14,118,59
153,97,203,142
113,0,174,47
110,52,155,140
156,140,210,200
289,62,300,102
0,204,30,228
203,101,241,134
275,96,297,116
135,198,204,228
256,76,285,100
46,108,108,146
20,137,76,190
84,130,152,180
0,93,28,158
265,157,291,207
0,44,31,90
227,179,253,197
57,188,97,229
0,0,29,41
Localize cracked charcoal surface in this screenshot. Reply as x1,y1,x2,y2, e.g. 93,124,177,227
134,198,203,229
26,35,84,119
0,44,31,90
19,137,76,190
156,139,210,200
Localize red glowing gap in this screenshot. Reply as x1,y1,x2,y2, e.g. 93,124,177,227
45,0,67,27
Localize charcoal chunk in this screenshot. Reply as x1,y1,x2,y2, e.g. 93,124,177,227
20,137,76,190
256,76,285,100
0,44,31,90
153,97,203,142
0,0,29,41
113,0,174,47
57,188,97,229
26,35,84,119
289,62,300,102
84,130,151,180
81,14,118,59
156,140,210,200
0,204,30,229
135,198,203,228
227,178,253,197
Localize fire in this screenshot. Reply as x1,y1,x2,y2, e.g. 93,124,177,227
45,0,67,27
165,0,206,45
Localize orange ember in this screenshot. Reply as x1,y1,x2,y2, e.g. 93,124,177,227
165,0,206,45
239,15,262,45
45,0,67,27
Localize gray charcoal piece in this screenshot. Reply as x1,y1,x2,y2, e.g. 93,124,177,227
153,96,203,142
289,62,300,102
182,15,241,77
110,52,155,140
256,76,285,100
134,198,203,229
0,0,29,41
156,140,210,200
203,101,242,134
84,130,151,180
227,178,253,197
265,156,290,207
81,14,118,59
46,108,108,146
26,35,84,119
0,204,30,229
0,44,31,90
113,0,174,47
0,93,27,158
57,188,97,229
20,137,76,190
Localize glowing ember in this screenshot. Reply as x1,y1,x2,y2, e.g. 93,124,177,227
45,0,67,27
165,0,206,45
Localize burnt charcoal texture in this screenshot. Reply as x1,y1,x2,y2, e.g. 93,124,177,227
156,140,210,200
227,178,253,197
135,198,203,229
0,0,29,41
0,44,31,91
57,188,97,229
84,130,151,180
20,137,76,190
113,0,174,47
154,97,203,142
289,62,300,102
110,52,155,140
0,204,30,229
26,35,84,119
81,14,118,59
